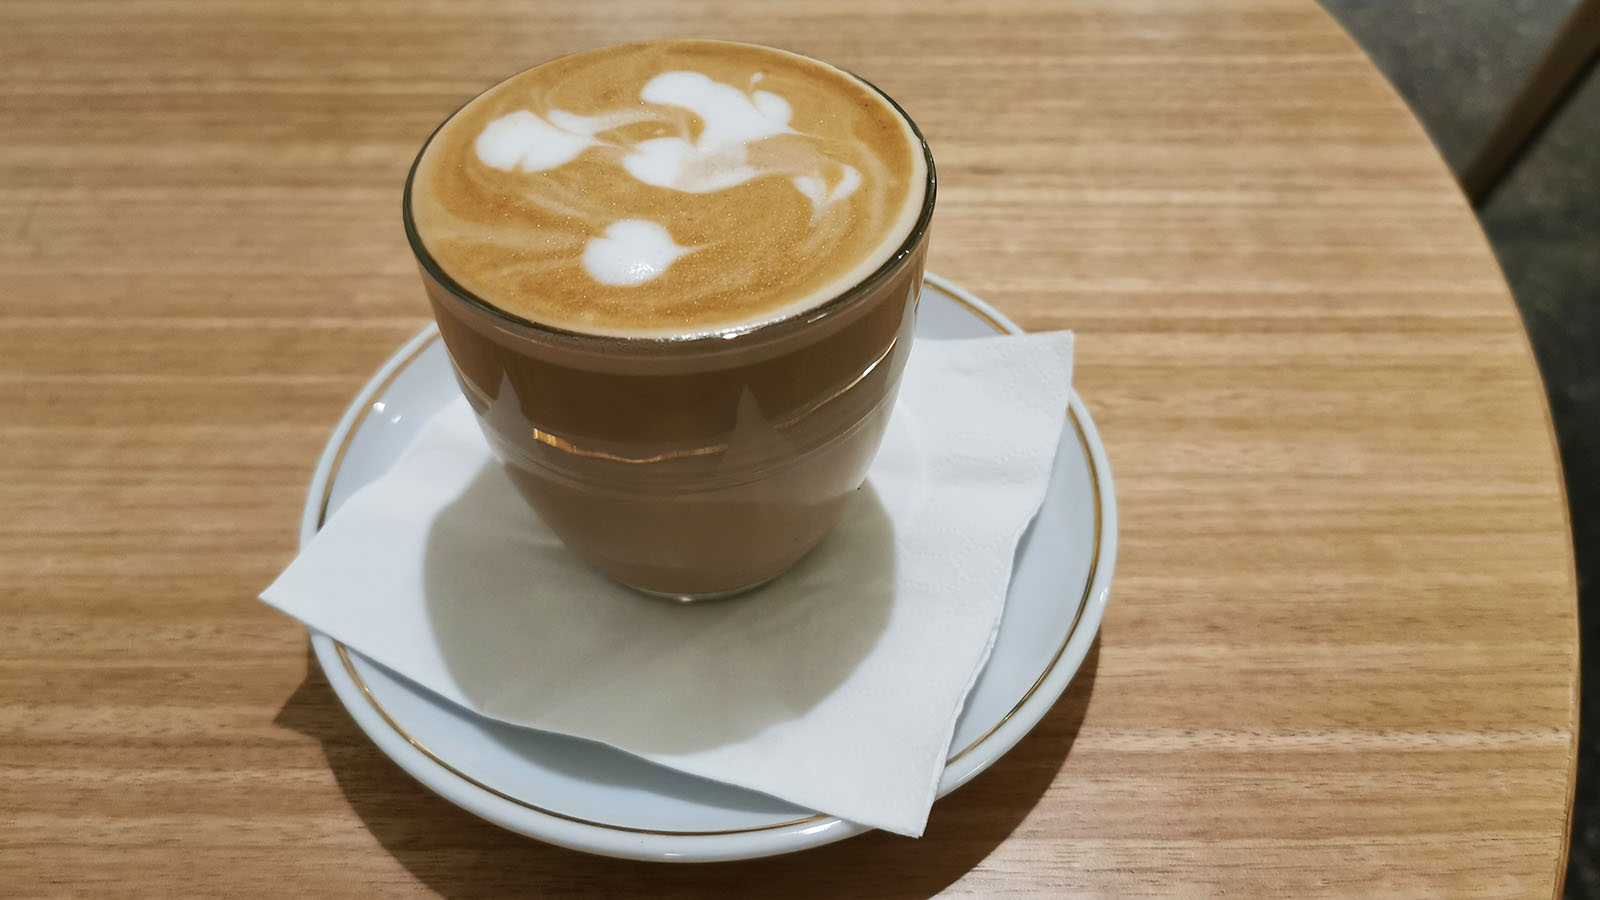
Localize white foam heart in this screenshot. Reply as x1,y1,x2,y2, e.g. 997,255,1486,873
474,111,597,172
581,220,695,286
619,71,796,194
622,137,763,193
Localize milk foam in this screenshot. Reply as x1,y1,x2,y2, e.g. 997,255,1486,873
476,70,862,286
582,220,696,287
409,40,926,337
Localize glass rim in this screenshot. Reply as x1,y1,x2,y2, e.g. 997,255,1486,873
400,39,938,349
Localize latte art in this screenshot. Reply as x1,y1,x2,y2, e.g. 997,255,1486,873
582,219,695,287
474,69,865,288
408,40,927,337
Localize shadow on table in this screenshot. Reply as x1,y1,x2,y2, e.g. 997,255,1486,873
275,638,1099,899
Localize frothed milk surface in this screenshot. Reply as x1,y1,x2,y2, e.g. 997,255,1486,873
409,40,927,338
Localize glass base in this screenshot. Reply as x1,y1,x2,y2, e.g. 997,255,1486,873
620,570,785,603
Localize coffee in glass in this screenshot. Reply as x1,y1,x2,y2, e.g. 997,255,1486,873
405,39,935,598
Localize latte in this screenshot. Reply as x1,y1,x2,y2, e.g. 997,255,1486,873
407,40,936,597
408,39,927,337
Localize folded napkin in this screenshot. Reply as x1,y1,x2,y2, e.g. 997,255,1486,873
263,331,1074,836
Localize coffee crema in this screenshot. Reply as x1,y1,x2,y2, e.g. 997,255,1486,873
408,39,927,338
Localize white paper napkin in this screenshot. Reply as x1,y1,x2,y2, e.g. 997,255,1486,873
262,331,1074,836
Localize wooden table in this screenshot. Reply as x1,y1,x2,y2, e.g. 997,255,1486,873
2,0,1578,896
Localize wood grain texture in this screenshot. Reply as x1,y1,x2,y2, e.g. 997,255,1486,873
0,0,1577,897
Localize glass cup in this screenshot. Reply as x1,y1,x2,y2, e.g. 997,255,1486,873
404,50,936,599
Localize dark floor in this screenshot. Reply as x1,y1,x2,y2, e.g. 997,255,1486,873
1316,0,1600,894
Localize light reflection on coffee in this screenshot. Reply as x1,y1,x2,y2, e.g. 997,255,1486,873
405,40,935,597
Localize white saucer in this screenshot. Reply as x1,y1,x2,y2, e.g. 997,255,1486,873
300,273,1117,862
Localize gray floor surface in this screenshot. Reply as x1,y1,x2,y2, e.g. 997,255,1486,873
1316,1,1598,894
